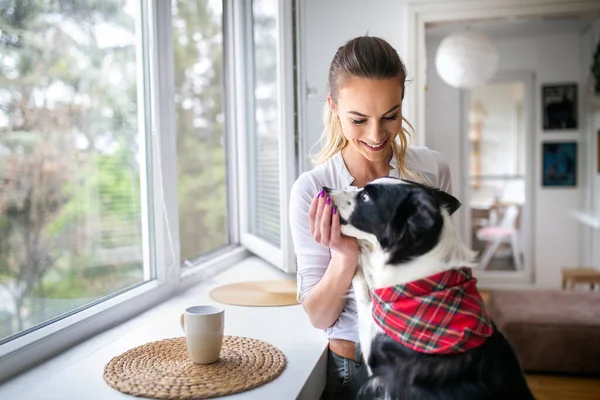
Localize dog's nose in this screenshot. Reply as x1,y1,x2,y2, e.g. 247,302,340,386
322,186,332,194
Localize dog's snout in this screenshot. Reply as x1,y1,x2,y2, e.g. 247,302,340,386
322,186,332,194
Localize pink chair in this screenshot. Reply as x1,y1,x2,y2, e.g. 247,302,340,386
476,205,523,271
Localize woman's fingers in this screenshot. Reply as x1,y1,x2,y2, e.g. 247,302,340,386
313,190,326,242
330,206,343,247
319,197,332,246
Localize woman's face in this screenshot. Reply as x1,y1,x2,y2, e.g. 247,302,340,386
329,77,403,163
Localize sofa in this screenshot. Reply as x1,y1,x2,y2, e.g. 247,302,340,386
486,289,600,375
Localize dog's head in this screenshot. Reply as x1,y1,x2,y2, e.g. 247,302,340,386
326,177,460,264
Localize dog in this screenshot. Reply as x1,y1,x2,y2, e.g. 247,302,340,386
326,177,534,400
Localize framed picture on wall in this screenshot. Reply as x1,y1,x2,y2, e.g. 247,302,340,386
542,142,577,187
542,83,578,130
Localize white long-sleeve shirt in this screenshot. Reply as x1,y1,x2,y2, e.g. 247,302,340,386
288,146,453,343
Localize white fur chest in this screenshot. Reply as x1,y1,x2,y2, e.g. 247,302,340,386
352,241,386,369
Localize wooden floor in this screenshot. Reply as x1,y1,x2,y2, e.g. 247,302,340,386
527,374,600,400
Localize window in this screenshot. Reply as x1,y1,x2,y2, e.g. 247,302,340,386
251,0,281,247
0,0,150,343
237,0,297,272
0,0,297,382
172,0,230,263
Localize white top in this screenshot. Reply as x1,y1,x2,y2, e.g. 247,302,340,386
288,146,453,343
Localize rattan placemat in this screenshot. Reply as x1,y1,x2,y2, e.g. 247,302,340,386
209,280,299,307
104,335,286,399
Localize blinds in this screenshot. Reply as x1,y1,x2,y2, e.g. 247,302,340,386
251,0,281,248
254,134,280,246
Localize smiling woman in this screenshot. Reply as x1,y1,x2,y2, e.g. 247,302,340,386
289,36,453,399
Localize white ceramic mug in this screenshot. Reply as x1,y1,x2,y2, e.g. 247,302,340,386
180,305,224,364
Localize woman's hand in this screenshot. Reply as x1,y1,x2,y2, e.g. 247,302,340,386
308,189,359,261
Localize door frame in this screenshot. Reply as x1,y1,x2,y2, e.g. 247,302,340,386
406,0,600,146
459,71,536,285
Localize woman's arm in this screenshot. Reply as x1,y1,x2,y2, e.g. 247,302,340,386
289,175,358,330
301,249,356,330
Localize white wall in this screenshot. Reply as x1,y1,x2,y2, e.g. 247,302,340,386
426,32,588,288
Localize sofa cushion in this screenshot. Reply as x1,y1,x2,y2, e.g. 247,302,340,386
486,289,600,375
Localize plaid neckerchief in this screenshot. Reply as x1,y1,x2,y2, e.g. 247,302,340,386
370,267,493,354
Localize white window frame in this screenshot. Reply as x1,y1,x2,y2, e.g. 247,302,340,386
233,0,297,273
0,0,248,382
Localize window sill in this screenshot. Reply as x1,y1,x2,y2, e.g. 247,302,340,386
0,257,328,400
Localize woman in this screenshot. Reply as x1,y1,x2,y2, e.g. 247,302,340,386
288,36,452,399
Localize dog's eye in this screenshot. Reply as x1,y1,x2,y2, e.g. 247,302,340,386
360,192,370,202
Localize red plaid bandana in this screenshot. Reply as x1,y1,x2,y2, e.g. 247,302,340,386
370,267,493,354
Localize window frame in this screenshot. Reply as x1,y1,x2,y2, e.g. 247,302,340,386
0,0,247,382
234,0,297,274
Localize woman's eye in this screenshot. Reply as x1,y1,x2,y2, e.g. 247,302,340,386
383,114,398,121
361,192,370,202
351,118,367,125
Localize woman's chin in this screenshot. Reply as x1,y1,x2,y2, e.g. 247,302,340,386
358,145,393,162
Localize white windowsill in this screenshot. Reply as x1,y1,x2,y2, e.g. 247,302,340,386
0,257,328,400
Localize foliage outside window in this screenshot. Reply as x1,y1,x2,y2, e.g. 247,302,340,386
0,0,146,342
173,0,229,262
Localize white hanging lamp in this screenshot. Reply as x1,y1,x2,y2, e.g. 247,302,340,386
435,30,499,89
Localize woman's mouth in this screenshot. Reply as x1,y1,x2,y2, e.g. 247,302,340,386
361,138,388,151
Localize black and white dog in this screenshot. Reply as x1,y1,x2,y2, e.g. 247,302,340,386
326,177,534,400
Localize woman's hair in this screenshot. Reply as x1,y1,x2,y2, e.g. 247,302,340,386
310,36,416,179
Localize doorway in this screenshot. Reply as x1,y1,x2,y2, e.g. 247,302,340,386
460,73,534,277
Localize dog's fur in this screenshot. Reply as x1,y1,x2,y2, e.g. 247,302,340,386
327,177,534,400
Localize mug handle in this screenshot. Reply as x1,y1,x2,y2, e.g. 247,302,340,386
180,313,185,333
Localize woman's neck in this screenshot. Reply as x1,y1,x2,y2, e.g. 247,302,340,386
341,145,393,188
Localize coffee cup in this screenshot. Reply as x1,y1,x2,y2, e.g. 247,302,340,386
180,305,224,364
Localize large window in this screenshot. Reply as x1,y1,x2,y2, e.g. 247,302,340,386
0,0,297,382
0,0,149,343
238,0,296,272
172,0,229,262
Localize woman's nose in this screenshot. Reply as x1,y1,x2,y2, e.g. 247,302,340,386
366,122,385,142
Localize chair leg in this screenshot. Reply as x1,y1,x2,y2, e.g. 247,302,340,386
510,232,523,271
478,237,503,270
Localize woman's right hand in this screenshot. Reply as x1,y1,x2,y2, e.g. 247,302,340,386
308,189,359,262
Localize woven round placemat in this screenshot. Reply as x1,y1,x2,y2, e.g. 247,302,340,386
209,280,299,307
104,335,286,399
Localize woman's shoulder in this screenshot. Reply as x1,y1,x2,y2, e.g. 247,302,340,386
405,145,451,191
291,157,336,200
291,153,344,195
405,145,449,176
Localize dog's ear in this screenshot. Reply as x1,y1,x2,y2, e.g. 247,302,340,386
433,189,461,215
383,190,438,247
380,196,410,248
